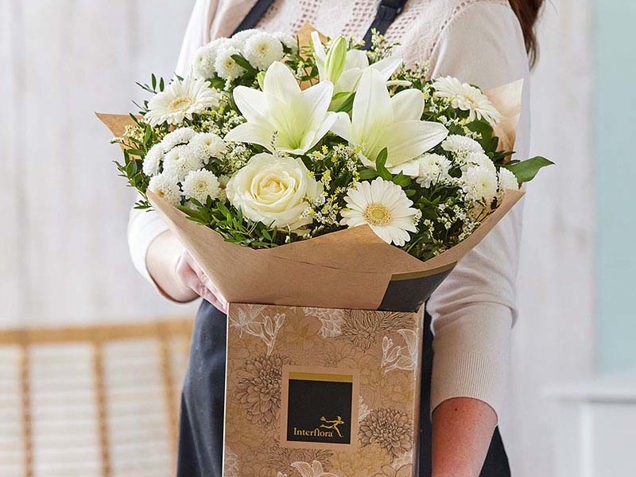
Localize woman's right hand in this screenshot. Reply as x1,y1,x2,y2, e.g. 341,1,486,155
175,249,228,313
146,230,228,313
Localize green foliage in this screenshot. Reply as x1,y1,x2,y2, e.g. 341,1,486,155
504,156,554,183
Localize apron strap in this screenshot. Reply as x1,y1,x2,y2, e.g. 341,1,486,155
361,0,408,48
232,0,409,48
232,0,275,34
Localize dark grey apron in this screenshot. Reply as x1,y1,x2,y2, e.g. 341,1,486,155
176,2,511,475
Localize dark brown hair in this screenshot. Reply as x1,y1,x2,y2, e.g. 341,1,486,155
508,0,545,66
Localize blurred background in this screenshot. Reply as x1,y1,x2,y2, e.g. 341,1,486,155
0,0,633,476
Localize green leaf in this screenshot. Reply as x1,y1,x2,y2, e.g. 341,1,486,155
375,148,392,180
392,172,411,187
504,156,554,183
334,93,355,113
231,54,256,73
359,168,378,180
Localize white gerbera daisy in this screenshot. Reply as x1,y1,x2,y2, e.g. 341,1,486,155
441,135,484,157
214,47,246,80
148,173,181,206
190,132,227,163
461,165,498,204
160,127,196,152
498,167,519,192
432,76,501,126
145,76,221,126
243,32,285,70
182,169,220,203
162,145,204,180
142,143,164,176
340,177,419,246
415,153,453,188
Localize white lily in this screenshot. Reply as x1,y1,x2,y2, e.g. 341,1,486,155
331,68,449,170
311,32,402,102
225,61,336,155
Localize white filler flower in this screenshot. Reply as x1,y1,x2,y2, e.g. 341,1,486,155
225,152,322,230
142,143,164,176
243,32,284,70
340,177,419,246
432,76,501,126
182,169,220,203
148,173,181,206
225,62,336,155
145,76,220,126
331,68,448,170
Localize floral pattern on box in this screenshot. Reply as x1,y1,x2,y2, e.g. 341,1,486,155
225,303,424,477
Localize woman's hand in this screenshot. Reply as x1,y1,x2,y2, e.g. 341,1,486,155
175,249,228,313
146,230,228,312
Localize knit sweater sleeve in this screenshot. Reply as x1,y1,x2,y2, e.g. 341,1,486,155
426,1,530,418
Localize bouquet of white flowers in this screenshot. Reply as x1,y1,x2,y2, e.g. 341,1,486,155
100,25,551,311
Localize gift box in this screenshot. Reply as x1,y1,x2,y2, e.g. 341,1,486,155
224,303,424,477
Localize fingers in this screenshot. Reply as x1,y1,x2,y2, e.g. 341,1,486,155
178,250,228,313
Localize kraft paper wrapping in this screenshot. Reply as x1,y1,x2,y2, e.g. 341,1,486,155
224,303,424,477
97,26,525,311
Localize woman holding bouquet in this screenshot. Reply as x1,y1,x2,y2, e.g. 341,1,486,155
128,0,543,475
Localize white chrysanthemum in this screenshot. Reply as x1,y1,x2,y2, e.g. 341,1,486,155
190,132,227,163
160,127,196,152
273,31,297,52
441,135,484,157
231,29,260,47
498,167,519,192
243,32,285,70
182,169,220,203
145,76,221,126
147,173,181,206
162,145,203,180
193,44,219,79
461,165,498,204
416,153,453,188
432,76,501,126
142,143,164,176
214,47,246,80
340,177,419,246
462,151,496,173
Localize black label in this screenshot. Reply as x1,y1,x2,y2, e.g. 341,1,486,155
285,373,353,445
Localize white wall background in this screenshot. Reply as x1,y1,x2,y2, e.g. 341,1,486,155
503,1,596,476
0,1,595,476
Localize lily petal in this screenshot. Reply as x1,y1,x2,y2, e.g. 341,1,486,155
383,120,448,167
233,86,269,123
330,111,353,143
370,56,403,80
391,89,425,120
263,61,301,101
225,122,276,151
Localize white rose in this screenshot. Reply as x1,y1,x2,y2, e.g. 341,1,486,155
226,153,322,230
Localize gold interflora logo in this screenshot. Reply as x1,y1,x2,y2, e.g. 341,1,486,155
292,415,346,439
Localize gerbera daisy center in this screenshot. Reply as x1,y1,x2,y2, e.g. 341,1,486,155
364,203,392,226
169,96,194,112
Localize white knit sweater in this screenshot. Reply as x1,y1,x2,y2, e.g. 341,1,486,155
128,0,530,418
